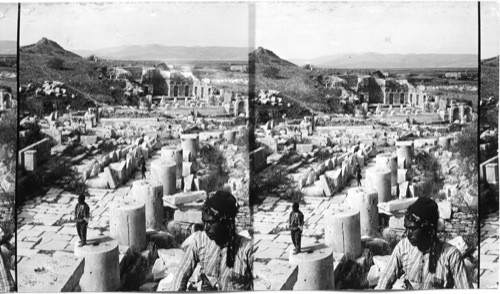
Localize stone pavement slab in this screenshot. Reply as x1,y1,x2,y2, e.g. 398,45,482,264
18,253,84,292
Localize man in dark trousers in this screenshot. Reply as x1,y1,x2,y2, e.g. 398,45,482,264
356,165,362,187
289,202,304,255
141,157,146,179
75,194,90,247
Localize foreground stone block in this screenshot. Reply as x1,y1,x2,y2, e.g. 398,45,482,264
18,253,84,292
254,259,298,290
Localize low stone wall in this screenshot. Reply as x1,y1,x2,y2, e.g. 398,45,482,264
18,138,51,169
480,155,498,182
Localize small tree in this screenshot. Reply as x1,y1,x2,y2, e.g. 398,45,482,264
47,57,65,70
263,66,280,79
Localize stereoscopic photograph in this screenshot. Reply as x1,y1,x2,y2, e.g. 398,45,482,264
250,1,482,290
16,2,251,291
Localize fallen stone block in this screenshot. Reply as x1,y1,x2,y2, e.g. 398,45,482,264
388,212,405,229
378,198,418,213
301,183,324,197
319,175,334,197
173,209,202,223
254,259,298,290
306,171,316,186
18,253,84,292
325,169,342,191
437,200,452,219
164,191,207,206
103,167,118,189
109,161,127,184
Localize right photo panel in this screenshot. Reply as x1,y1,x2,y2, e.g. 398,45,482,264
251,1,480,290
479,0,499,290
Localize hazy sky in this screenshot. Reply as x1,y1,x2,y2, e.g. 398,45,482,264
0,3,17,41
20,2,250,50
481,1,500,59
256,1,479,59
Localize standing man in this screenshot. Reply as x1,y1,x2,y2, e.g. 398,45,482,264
141,157,146,179
289,202,304,255
75,194,90,247
173,191,253,291
375,197,472,289
356,165,362,187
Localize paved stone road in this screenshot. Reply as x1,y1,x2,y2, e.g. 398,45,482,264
480,211,499,289
253,156,377,262
17,152,159,262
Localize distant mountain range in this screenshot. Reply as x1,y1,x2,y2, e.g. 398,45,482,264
0,40,16,55
289,52,478,68
74,45,252,61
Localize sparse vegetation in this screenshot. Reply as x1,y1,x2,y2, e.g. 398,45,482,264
47,57,65,70
452,120,478,182
18,156,86,202
262,66,280,79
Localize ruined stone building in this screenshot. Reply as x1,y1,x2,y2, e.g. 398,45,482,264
356,71,430,108
0,86,14,110
140,67,213,105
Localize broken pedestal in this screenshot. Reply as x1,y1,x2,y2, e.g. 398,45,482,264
324,210,361,258
132,179,164,230
288,243,334,290
375,153,397,186
74,237,120,292
151,160,177,196
347,187,379,237
365,166,391,203
180,134,199,162
160,146,183,179
109,200,147,251
396,141,413,169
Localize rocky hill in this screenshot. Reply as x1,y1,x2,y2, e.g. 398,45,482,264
22,37,81,58
20,38,129,116
251,47,346,117
250,47,296,67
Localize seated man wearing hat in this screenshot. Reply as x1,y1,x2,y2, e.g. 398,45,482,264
376,197,472,290
172,191,253,291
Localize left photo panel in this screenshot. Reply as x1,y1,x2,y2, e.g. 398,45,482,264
0,3,17,293
16,2,252,292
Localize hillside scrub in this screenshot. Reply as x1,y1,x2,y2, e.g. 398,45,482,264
263,66,280,79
